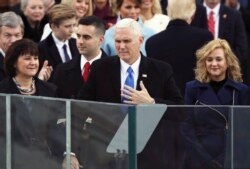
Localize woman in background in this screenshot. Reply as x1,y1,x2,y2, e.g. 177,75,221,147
140,0,170,32
21,0,48,42
182,39,250,169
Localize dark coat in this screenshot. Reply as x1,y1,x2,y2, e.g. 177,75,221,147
146,19,213,95
218,5,248,60
0,77,61,169
0,52,5,81
77,55,184,169
52,50,107,99
78,55,183,105
38,33,79,71
20,13,48,43
181,79,250,168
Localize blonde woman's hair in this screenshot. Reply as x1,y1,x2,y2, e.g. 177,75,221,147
61,0,93,17
151,0,163,14
195,39,242,83
167,0,196,21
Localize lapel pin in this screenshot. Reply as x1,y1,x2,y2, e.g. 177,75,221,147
223,14,227,19
142,74,147,78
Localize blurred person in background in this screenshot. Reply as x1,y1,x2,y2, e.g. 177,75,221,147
101,0,156,56
140,0,170,33
20,0,48,42
93,0,117,29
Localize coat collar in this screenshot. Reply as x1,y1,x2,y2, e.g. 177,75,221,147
167,19,189,29
192,79,242,91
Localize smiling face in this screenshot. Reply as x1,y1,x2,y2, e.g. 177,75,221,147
119,0,140,20
15,54,39,78
205,48,228,81
76,24,103,59
72,0,90,18
141,0,153,10
115,27,143,64
23,0,46,23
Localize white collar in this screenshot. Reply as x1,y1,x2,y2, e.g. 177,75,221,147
52,33,69,48
81,51,102,70
204,2,221,17
120,55,141,75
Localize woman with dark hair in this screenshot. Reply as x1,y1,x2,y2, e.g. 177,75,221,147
0,39,61,169
0,38,56,96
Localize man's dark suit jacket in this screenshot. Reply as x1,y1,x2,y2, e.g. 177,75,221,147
77,55,184,169
0,52,5,81
217,5,247,60
146,19,213,95
38,33,79,71
52,50,107,99
78,55,182,105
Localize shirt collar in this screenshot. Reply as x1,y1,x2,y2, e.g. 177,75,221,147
81,51,102,70
204,2,221,16
120,55,141,75
52,32,69,48
0,48,5,57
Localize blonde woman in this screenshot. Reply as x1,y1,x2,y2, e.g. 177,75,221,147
182,39,250,169
140,0,170,32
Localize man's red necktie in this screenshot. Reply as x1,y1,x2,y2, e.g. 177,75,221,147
82,62,90,82
208,11,215,37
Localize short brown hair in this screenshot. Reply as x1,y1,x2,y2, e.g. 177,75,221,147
4,39,39,77
48,3,77,26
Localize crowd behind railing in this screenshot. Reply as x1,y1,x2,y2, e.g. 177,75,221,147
0,0,250,169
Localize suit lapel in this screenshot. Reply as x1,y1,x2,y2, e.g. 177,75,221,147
110,57,122,102
68,38,79,59
47,34,63,64
137,56,149,90
218,5,227,38
65,56,84,84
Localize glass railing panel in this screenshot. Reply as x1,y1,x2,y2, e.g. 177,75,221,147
70,100,130,169
5,95,66,169
224,106,250,169
0,94,6,169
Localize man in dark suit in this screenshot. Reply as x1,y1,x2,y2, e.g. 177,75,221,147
146,0,213,95
78,18,183,169
52,16,107,99
0,12,24,81
38,4,79,72
203,0,247,60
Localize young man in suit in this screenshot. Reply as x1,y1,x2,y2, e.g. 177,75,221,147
38,3,79,72
52,16,107,99
78,18,183,169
